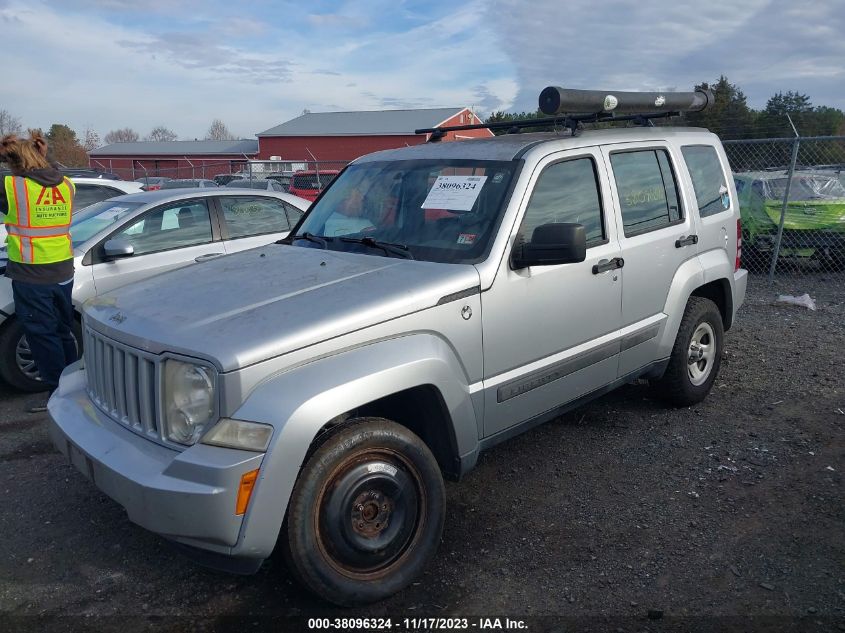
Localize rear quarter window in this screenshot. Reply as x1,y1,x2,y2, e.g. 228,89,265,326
610,149,682,237
74,184,123,209
682,145,729,217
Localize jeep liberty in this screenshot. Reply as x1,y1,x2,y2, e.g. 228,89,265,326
48,87,747,605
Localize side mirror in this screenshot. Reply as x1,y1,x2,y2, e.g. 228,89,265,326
102,239,134,260
511,222,587,269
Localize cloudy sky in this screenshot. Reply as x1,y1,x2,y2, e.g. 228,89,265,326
1,0,842,141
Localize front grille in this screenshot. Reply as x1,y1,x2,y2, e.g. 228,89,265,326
84,325,160,438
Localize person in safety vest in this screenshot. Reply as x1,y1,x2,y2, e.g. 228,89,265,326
0,131,77,411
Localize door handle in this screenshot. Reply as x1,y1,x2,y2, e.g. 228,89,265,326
675,235,699,248
592,257,624,274
195,252,224,263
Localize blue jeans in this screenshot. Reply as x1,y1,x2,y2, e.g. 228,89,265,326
11,280,77,389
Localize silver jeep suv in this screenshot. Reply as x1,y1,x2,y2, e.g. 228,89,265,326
48,88,747,606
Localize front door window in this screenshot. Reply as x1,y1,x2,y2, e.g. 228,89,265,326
114,200,213,256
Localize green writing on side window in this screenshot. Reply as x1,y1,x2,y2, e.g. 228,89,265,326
624,187,666,207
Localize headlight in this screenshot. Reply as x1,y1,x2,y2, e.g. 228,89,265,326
163,359,216,445
202,419,273,452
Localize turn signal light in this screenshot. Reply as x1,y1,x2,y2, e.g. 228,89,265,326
236,469,260,515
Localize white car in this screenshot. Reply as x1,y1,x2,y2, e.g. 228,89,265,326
0,188,308,390
70,177,144,207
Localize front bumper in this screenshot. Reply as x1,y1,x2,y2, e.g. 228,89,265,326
47,361,266,566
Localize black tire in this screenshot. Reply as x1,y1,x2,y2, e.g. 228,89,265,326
821,249,845,273
284,417,445,606
741,235,771,274
0,317,82,392
651,297,724,407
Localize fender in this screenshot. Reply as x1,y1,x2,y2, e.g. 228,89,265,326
656,256,705,357
698,247,737,329
228,333,480,558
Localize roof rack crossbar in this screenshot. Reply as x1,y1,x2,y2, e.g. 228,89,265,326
416,111,681,142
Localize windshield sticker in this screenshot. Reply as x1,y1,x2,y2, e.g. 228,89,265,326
492,172,505,184
421,175,487,211
457,233,476,245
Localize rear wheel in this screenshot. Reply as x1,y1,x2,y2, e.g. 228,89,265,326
284,417,445,606
820,248,845,272
651,297,724,407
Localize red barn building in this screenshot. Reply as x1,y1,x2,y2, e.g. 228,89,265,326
87,108,491,179
256,107,492,162
88,140,259,180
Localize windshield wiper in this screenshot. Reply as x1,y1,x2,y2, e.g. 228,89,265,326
290,232,333,248
340,236,415,259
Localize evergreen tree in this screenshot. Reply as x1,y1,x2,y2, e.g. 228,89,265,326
46,124,88,166
682,76,756,139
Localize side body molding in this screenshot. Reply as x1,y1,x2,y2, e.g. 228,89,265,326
229,334,480,558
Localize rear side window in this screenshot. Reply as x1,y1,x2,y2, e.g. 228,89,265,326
220,196,291,239
74,184,122,209
610,149,682,237
682,145,728,217
518,157,605,247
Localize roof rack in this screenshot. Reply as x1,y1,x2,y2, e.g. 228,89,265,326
416,86,715,142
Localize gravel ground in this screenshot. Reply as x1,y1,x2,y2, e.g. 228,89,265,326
0,274,842,633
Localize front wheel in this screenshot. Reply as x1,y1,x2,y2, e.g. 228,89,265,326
651,297,724,407
284,417,445,606
0,317,82,392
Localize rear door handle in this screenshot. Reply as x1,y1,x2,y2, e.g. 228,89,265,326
592,257,624,274
675,235,699,248
195,252,224,263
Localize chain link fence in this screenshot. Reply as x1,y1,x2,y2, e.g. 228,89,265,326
89,158,350,192
723,136,845,279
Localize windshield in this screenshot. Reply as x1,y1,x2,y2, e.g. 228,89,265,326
293,159,518,264
70,200,144,246
761,175,845,201
291,172,337,190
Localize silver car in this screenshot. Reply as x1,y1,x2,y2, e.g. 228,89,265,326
48,90,748,606
0,188,308,390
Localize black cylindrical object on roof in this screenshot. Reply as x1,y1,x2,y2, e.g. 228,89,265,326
538,86,715,116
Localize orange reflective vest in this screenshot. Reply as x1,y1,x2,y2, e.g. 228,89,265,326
3,175,74,264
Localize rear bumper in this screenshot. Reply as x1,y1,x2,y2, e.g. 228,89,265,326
733,268,748,314
47,361,267,564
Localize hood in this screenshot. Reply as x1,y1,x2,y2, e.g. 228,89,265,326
20,166,64,187
762,199,845,231
83,245,480,371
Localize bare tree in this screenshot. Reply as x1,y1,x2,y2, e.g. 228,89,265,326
205,119,236,141
146,126,178,142
0,109,23,136
104,128,140,144
82,127,100,152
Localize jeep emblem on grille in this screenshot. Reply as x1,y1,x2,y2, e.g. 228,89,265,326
109,312,127,324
